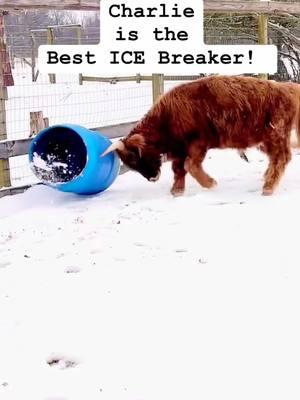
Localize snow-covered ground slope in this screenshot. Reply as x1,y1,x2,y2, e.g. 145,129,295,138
1,149,300,400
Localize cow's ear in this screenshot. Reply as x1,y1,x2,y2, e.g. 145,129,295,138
126,134,145,157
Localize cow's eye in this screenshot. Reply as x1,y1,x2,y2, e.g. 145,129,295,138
127,152,138,166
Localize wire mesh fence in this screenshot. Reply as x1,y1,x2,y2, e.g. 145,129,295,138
5,70,155,187
1,10,154,188
1,10,300,191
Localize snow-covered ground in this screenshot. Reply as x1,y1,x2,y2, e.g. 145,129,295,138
1,149,300,400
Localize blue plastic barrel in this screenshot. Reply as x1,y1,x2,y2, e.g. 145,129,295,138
28,124,120,195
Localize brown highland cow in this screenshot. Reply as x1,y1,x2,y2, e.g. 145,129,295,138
102,75,298,196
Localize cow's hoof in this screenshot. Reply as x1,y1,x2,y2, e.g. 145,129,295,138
262,187,274,196
203,178,217,189
171,188,184,197
210,178,218,188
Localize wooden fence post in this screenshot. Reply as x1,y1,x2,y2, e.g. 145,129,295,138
0,86,10,188
0,11,12,188
152,74,164,103
258,14,268,80
29,111,49,137
77,25,83,85
8,45,14,69
30,34,36,82
47,27,56,84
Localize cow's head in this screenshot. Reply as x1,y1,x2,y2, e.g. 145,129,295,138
101,133,162,182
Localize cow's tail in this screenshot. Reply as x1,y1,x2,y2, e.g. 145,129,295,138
291,106,300,149
289,84,300,149
238,150,249,162
296,107,300,148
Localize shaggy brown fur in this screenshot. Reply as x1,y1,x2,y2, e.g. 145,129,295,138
238,81,300,159
284,82,300,147
116,75,297,196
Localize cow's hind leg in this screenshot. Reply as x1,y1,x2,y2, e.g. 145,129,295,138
171,158,186,196
262,138,291,196
184,146,217,189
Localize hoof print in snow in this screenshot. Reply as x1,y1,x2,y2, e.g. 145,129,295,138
175,249,187,253
0,261,10,269
1,382,8,387
56,253,65,259
198,258,208,264
73,216,84,224
90,248,102,255
46,354,79,369
134,242,145,247
64,266,81,274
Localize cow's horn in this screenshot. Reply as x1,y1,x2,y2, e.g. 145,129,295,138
101,140,125,157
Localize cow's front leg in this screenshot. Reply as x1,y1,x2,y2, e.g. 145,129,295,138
171,158,186,196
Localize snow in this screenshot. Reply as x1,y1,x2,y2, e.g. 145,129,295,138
32,153,69,172
31,153,73,183
1,148,300,400
32,153,53,172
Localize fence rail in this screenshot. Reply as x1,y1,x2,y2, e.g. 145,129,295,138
0,0,100,11
0,183,40,198
205,1,300,14
80,75,204,84
0,120,137,159
1,1,300,14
